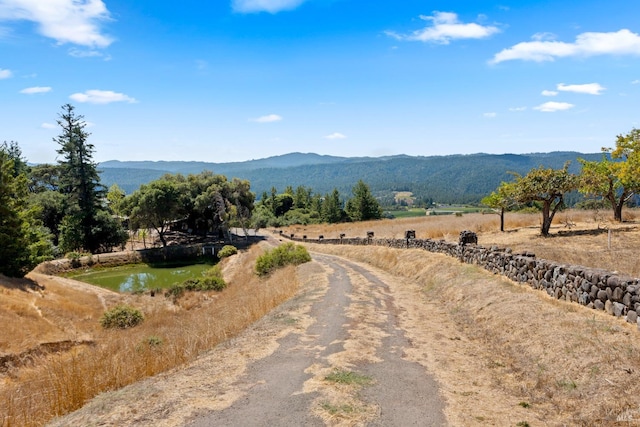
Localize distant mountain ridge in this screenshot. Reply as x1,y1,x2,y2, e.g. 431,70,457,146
100,152,351,173
99,151,604,204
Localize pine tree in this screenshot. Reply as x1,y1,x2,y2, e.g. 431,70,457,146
346,180,382,221
0,150,31,276
55,104,127,253
321,188,344,223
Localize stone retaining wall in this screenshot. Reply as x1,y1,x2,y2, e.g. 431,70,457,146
283,232,640,326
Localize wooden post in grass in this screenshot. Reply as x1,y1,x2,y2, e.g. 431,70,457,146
405,230,416,248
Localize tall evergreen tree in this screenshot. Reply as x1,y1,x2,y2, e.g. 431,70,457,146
0,150,31,276
1,140,29,178
0,145,53,277
321,188,344,223
293,185,311,209
55,104,127,253
346,180,382,221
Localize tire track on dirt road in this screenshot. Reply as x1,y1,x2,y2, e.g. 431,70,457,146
189,252,445,426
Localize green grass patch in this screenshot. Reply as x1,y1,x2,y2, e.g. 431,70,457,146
324,369,373,386
321,402,358,416
383,208,426,218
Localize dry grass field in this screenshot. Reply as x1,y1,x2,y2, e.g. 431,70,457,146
283,209,640,277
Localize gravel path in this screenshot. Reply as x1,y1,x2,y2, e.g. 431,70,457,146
188,252,445,426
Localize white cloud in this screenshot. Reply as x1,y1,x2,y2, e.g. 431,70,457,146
69,89,137,104
250,114,282,123
0,0,113,48
386,11,500,44
534,101,575,112
232,0,305,14
68,47,111,59
325,132,346,139
632,80,640,85
41,122,56,129
483,112,497,118
531,32,556,42
541,90,558,96
0,68,12,79
557,83,605,95
20,86,51,94
491,29,640,63
509,106,527,111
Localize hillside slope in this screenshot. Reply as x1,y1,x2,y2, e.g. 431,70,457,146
100,151,604,203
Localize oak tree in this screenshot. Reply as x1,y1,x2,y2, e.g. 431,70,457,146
579,128,640,222
511,164,578,236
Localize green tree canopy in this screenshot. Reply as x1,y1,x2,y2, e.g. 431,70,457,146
0,151,32,276
106,184,126,217
124,177,184,247
124,172,255,245
1,140,29,178
0,146,53,277
481,181,517,232
346,180,382,222
511,163,579,236
579,128,640,222
321,188,345,223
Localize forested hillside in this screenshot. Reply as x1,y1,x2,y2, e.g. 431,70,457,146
100,151,604,204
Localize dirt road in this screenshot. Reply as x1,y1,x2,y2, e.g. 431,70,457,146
49,250,445,426
188,253,444,426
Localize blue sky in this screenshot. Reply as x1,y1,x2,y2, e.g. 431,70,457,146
1,0,639,164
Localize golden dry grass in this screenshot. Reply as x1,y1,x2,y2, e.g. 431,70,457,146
0,276,108,356
282,208,640,276
0,242,299,427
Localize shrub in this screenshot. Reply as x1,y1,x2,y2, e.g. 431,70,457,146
255,243,311,276
197,265,227,291
65,251,86,268
145,335,163,347
217,245,238,259
166,265,226,299
100,305,144,329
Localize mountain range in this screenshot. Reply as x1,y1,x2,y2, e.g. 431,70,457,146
99,151,605,204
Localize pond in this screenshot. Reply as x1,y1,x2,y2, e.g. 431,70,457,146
68,262,215,293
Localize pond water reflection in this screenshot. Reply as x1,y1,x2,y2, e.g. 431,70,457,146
69,263,213,293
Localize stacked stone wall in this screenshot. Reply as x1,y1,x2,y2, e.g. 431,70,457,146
284,233,640,326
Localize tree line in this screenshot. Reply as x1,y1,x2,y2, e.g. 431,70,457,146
6,104,633,277
1,105,382,278
251,181,382,229
482,128,640,236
